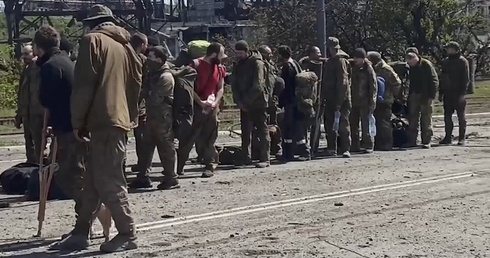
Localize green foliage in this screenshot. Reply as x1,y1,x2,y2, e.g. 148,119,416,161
0,45,22,111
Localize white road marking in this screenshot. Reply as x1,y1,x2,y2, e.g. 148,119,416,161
1,170,484,246
119,170,485,233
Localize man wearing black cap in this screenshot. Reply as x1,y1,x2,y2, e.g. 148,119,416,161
367,51,402,151
405,47,439,149
56,4,142,252
439,41,469,146
350,48,377,153
277,45,311,162
323,37,352,158
232,40,271,167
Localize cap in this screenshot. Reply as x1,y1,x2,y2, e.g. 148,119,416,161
445,41,461,51
353,48,366,59
327,37,340,49
151,45,169,60
60,36,73,52
148,35,160,46
235,40,249,51
405,47,419,55
83,4,115,21
367,51,382,63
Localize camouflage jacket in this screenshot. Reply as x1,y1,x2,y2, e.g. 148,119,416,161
374,60,402,105
17,62,43,117
408,58,439,99
323,50,351,109
350,59,377,110
231,51,267,109
138,53,148,120
143,63,174,122
440,54,469,98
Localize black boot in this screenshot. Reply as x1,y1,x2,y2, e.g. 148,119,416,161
439,135,452,145
458,127,466,146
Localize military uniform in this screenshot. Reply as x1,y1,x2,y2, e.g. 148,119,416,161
323,43,352,157
16,62,46,163
133,53,150,172
65,13,143,252
368,53,402,151
299,57,326,154
232,51,271,166
278,58,310,161
439,42,469,145
350,58,377,152
406,51,439,147
139,63,178,188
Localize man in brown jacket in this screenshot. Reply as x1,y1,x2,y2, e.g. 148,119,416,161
350,48,377,153
439,41,470,146
323,37,352,158
53,5,142,253
367,51,402,151
15,45,46,163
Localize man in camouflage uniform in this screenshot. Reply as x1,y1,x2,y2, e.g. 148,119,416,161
128,33,148,173
55,5,142,252
367,51,402,151
350,48,377,153
299,46,326,154
439,41,470,146
405,47,439,149
323,37,352,158
232,40,271,167
15,45,46,163
138,46,179,190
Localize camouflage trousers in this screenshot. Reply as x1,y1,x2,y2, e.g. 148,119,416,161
133,117,147,170
22,114,46,163
177,106,219,173
408,93,433,145
240,109,270,163
350,106,373,151
140,108,177,180
374,102,393,151
53,132,86,215
73,127,135,237
281,105,310,159
324,101,351,154
443,95,466,138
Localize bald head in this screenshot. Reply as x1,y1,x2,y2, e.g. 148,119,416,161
22,44,34,64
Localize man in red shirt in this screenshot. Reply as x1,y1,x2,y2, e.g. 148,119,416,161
177,43,226,178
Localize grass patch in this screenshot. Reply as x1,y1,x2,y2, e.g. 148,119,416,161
472,80,490,98
0,139,22,146
0,108,15,117
0,124,21,134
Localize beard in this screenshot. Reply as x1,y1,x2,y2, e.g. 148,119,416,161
211,57,221,65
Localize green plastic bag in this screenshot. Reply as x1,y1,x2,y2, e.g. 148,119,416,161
188,40,211,59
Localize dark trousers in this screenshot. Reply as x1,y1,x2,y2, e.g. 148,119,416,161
324,101,351,153
374,102,393,150
240,109,270,162
443,95,466,138
281,105,310,159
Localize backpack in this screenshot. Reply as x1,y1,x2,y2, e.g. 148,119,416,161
26,163,68,201
389,61,410,101
377,76,386,103
295,71,319,117
0,162,37,195
168,66,198,141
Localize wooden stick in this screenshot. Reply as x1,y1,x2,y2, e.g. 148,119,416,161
42,138,58,208
35,110,48,237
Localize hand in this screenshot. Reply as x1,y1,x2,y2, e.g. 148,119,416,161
14,115,22,129
438,94,443,102
73,129,88,142
199,100,208,108
211,101,218,109
46,126,53,137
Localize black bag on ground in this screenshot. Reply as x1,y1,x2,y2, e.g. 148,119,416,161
392,117,409,147
0,162,38,195
26,164,68,201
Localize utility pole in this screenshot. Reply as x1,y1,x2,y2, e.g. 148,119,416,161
317,0,327,55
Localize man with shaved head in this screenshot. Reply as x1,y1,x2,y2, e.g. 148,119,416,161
15,44,46,163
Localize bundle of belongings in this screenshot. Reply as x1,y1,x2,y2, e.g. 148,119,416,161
0,162,67,201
